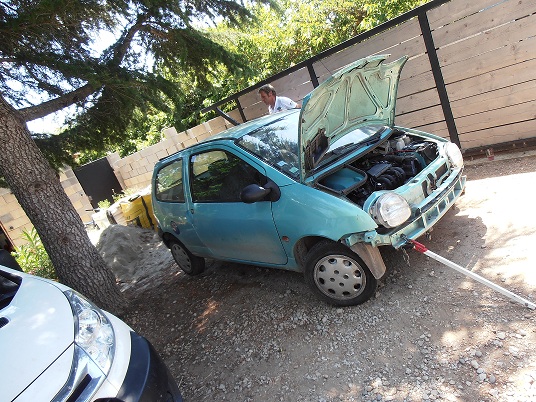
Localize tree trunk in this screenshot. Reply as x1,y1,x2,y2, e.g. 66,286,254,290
0,94,127,315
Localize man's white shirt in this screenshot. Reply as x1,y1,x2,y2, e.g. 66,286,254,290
269,96,297,114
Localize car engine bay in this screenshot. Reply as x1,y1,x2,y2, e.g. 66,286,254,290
318,133,443,207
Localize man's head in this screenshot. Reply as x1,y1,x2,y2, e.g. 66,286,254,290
258,84,276,107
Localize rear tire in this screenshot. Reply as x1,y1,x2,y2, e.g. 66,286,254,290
304,240,377,306
169,239,205,275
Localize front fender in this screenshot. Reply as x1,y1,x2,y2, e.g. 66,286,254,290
272,183,378,245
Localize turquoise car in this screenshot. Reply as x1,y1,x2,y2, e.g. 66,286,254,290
152,55,466,306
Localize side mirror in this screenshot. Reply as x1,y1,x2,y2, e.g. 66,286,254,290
240,179,281,204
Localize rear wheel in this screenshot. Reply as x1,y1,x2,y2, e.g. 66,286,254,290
169,239,205,275
304,240,377,306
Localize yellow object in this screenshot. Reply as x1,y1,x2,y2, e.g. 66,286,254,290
119,193,157,230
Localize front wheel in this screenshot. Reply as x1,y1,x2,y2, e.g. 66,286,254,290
169,239,205,275
304,240,377,306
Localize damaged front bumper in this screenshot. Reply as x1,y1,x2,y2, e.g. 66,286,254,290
345,169,466,250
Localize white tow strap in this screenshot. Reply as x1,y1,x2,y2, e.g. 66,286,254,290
405,238,536,310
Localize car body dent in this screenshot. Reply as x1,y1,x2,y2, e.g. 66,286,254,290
346,167,466,249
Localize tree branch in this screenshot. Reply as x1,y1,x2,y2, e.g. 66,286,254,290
17,15,150,123
108,14,148,65
18,83,98,122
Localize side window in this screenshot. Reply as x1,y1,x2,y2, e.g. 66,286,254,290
190,150,266,203
155,159,185,202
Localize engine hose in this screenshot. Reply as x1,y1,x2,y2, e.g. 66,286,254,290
391,167,406,181
377,175,395,189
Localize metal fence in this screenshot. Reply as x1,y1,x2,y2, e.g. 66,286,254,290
202,0,536,155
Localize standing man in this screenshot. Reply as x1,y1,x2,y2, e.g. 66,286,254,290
258,84,300,114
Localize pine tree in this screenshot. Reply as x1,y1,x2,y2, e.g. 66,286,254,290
0,0,272,314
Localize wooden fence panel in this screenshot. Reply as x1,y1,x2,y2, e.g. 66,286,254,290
437,15,536,68
459,120,536,150
431,0,536,49
426,0,498,29
447,56,536,103
412,120,450,139
455,99,536,135
450,79,536,121
396,88,440,116
395,105,445,129
313,19,422,84
398,68,436,99
441,37,536,86
430,0,536,152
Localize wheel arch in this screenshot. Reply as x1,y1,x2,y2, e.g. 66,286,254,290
293,236,330,269
294,236,386,280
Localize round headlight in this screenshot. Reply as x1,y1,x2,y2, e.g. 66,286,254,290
370,192,411,228
445,142,464,169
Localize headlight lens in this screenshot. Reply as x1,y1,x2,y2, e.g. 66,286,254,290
445,142,464,169
65,290,115,374
370,192,411,228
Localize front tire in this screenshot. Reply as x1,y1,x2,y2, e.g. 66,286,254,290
304,240,377,306
169,239,205,275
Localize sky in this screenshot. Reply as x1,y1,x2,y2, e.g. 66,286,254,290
25,30,119,135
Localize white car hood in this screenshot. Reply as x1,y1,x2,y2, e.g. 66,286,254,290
298,54,407,180
0,272,73,401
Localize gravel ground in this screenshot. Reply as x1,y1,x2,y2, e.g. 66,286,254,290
106,150,536,402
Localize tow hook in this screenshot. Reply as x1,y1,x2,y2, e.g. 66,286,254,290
401,235,536,310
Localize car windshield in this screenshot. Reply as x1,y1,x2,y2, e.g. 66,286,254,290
237,114,387,180
237,114,301,179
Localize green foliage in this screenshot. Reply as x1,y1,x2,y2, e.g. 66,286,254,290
1,0,276,168
361,0,429,30
14,228,57,280
97,199,111,209
2,0,428,166
205,0,428,83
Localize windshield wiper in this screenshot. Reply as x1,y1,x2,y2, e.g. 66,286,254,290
332,142,360,155
359,130,385,146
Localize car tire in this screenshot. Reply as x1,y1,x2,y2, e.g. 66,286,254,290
169,239,205,275
304,240,377,306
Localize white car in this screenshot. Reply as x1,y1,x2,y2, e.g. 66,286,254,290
0,264,182,402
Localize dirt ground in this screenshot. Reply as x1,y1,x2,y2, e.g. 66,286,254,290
96,149,536,402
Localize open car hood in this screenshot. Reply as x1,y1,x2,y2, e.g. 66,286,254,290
298,54,408,180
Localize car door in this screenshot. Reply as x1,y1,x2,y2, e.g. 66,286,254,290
188,147,287,264
153,157,206,252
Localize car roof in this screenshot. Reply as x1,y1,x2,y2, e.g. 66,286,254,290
158,110,299,164
208,109,298,142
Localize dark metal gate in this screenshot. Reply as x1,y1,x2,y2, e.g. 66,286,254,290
74,157,122,209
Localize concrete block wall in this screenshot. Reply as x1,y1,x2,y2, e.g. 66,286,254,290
59,168,94,224
0,113,238,248
108,115,237,191
0,167,93,248
0,187,33,248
